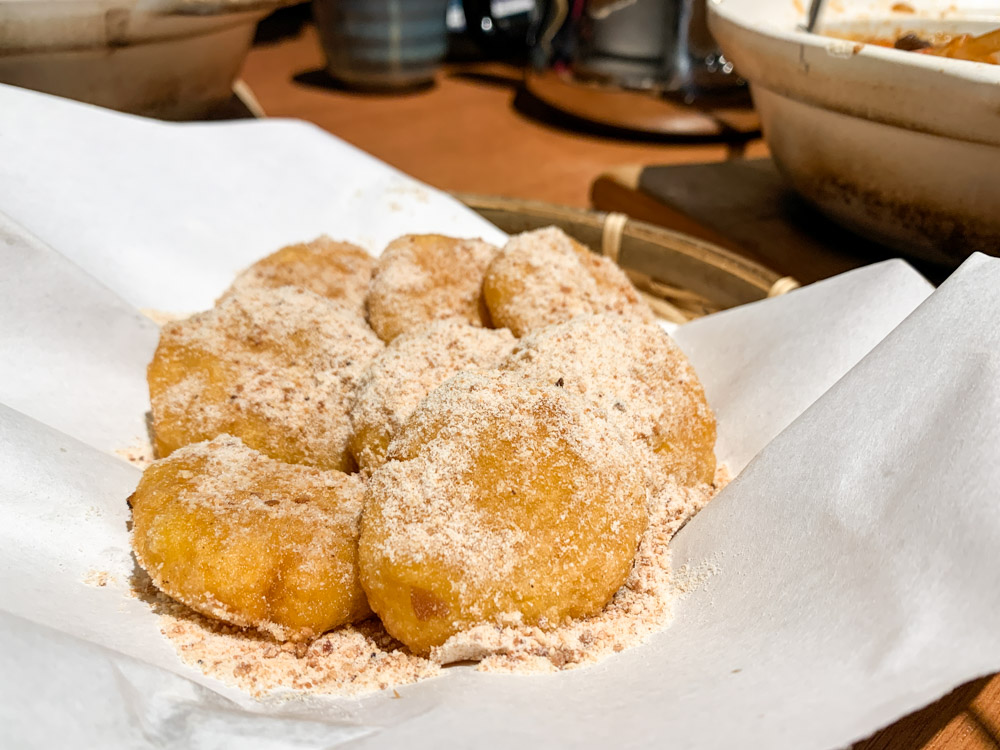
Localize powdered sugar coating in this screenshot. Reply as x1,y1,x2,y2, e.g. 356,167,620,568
220,236,374,316
366,234,498,342
349,319,517,473
501,313,717,486
483,226,654,337
130,435,369,643
148,286,384,472
359,370,649,654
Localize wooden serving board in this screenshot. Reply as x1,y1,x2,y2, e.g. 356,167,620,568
590,159,922,284
523,69,760,138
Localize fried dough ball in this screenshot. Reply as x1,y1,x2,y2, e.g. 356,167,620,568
221,236,375,315
366,234,498,342
349,320,516,473
482,226,653,337
148,286,383,472
359,371,648,655
130,435,370,642
500,314,716,486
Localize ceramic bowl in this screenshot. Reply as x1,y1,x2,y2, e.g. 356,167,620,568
708,0,1000,266
0,0,285,120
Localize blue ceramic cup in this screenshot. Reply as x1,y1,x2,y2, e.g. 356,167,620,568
313,0,452,90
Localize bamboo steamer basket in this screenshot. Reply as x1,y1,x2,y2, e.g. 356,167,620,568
456,194,800,324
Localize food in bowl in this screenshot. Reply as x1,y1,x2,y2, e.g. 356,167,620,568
708,0,1000,265
830,26,1000,64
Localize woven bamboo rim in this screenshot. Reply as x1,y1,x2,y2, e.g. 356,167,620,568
455,194,799,323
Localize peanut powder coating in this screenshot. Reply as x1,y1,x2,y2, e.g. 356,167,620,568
131,435,369,643
127,229,724,699
483,227,654,336
366,234,498,342
501,313,717,486
148,286,383,472
134,470,724,692
220,236,375,317
359,370,649,655
349,319,516,473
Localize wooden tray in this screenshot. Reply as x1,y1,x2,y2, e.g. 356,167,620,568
456,193,799,323
523,70,760,138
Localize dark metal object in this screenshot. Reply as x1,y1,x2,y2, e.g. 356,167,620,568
804,0,824,33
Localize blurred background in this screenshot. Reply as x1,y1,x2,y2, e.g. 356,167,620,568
2,0,998,284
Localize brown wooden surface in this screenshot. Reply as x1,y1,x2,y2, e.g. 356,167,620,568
522,69,760,137
239,24,999,750
591,161,886,284
239,26,767,208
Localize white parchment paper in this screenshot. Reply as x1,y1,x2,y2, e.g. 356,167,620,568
3,83,997,750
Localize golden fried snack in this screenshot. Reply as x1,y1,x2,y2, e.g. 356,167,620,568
148,286,383,472
366,234,498,342
482,226,653,337
501,314,716,486
130,435,369,642
221,236,375,315
359,370,648,655
349,320,516,473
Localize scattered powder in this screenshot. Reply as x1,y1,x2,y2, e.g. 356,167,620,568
383,182,431,204
116,432,156,469
82,569,112,588
132,568,439,698
140,467,725,692
366,235,498,342
140,309,188,327
349,319,516,472
483,227,654,337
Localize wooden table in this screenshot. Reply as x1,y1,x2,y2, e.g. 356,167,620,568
240,25,1000,750
240,26,767,208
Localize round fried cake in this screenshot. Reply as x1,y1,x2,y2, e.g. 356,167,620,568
148,286,383,472
349,319,516,473
359,370,648,655
365,234,498,342
482,226,652,337
500,314,716,486
130,435,370,642
220,236,374,315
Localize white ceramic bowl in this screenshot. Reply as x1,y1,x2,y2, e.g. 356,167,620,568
708,0,1000,266
0,0,285,120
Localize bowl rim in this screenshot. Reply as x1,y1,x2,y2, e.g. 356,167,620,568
710,0,1000,85
708,0,1000,146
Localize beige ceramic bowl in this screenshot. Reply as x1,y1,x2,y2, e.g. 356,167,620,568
0,0,285,120
708,0,1000,266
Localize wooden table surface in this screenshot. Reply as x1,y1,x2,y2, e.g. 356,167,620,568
239,25,1000,750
